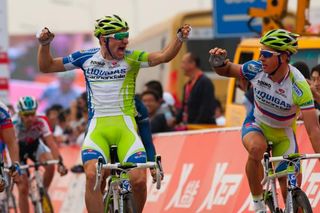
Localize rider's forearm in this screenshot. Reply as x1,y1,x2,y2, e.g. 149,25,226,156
160,38,183,63
214,61,239,78
6,138,19,163
38,45,54,73
309,130,320,153
45,136,61,160
2,128,19,163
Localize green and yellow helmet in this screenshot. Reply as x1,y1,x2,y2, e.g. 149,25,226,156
260,29,299,54
94,15,129,38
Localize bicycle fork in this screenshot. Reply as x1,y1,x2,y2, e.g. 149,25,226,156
30,171,43,206
285,164,298,213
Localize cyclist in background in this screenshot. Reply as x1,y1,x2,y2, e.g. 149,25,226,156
134,96,157,167
37,14,190,213
0,101,20,192
209,29,320,213
14,96,67,213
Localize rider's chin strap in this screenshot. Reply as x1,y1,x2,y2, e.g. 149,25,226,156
269,55,282,76
105,37,116,60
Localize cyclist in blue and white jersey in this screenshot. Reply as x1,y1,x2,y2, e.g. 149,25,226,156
209,29,320,213
37,14,191,213
0,101,20,192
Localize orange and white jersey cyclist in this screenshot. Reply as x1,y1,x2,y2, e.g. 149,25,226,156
209,29,320,213
37,14,191,213
13,96,67,213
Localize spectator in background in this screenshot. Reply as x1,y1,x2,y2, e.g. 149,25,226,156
45,104,66,145
141,90,171,133
214,99,226,126
177,52,216,125
144,80,176,128
310,65,320,119
39,71,81,110
292,61,310,79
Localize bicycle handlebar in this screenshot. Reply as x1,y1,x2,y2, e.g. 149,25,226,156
261,153,320,185
20,160,61,170
94,155,163,191
268,153,320,162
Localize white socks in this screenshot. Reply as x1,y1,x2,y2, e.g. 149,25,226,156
252,194,267,213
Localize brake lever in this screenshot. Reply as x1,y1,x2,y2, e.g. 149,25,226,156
93,157,103,191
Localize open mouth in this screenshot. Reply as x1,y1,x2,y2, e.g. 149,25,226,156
118,47,126,52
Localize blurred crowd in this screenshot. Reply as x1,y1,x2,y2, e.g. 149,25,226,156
18,54,320,146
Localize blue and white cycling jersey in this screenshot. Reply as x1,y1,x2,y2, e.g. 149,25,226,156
0,102,13,154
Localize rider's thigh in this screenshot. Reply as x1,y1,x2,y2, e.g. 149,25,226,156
38,152,54,162
243,132,267,160
129,169,146,187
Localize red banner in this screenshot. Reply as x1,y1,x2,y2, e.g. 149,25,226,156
44,125,320,212
144,125,320,212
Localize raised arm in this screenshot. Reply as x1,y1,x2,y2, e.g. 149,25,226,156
37,27,65,73
147,24,191,67
209,47,242,78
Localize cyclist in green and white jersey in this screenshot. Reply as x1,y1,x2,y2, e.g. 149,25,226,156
37,15,191,213
209,29,320,213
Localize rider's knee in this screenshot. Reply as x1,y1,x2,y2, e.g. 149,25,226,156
18,182,29,195
248,145,265,161
131,171,146,189
85,169,96,186
46,164,55,173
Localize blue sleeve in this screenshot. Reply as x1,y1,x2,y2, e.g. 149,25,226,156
241,60,263,81
62,48,100,70
135,97,156,161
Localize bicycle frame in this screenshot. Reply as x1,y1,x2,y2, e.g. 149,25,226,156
262,149,320,212
94,145,163,213
20,160,60,213
0,153,18,213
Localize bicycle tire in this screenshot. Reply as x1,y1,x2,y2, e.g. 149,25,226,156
265,191,275,213
8,190,18,213
104,194,115,213
0,201,8,213
41,189,54,213
34,200,42,213
123,193,137,213
264,191,283,213
293,188,312,213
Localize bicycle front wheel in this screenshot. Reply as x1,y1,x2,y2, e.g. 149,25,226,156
123,193,137,213
264,190,283,213
104,193,115,213
293,188,312,213
264,190,275,212
0,200,8,213
40,189,54,213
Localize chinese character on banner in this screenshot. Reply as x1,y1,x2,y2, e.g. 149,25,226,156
165,163,200,209
197,162,243,212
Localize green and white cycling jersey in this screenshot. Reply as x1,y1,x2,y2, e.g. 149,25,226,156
241,60,315,171
62,48,149,119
